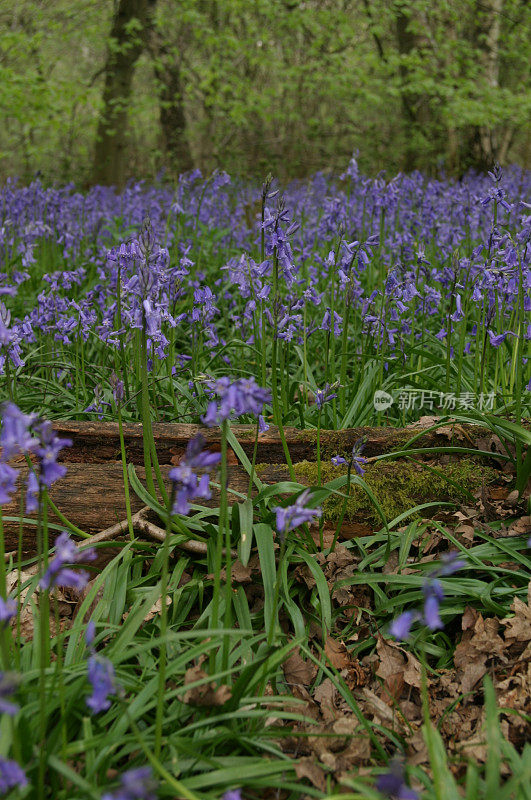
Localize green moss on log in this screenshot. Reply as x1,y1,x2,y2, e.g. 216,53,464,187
291,458,495,524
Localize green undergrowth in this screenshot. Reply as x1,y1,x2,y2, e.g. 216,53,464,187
262,458,497,524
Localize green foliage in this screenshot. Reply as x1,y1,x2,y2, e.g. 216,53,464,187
0,0,529,182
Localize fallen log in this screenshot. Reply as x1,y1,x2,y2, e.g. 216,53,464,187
0,420,507,556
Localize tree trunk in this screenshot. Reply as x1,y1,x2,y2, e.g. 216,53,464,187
395,7,427,172
150,39,194,175
92,0,157,188
460,0,503,171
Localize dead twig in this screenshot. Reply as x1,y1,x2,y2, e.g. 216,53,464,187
76,506,237,558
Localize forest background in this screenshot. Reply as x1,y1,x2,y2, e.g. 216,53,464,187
0,0,529,189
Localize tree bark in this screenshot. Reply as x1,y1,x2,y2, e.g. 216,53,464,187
91,0,157,188
150,36,194,175
460,0,503,171
395,7,427,172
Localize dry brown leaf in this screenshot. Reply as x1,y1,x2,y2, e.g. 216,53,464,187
142,595,171,623
507,516,531,537
335,735,371,769
313,678,338,723
282,648,317,687
376,636,405,680
294,757,327,792
402,651,422,690
501,586,531,644
454,615,505,693
230,560,253,584
182,666,232,707
361,688,395,724
324,637,350,670
462,606,479,631
455,523,475,542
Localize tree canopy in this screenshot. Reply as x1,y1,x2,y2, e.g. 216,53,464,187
0,0,529,186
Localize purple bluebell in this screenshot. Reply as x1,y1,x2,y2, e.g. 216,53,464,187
0,403,37,460
313,383,338,409
375,759,418,799
389,611,419,641
85,619,96,648
258,415,270,433
102,766,157,800
351,438,368,476
0,463,17,506
221,791,242,800
202,377,271,427
86,655,117,714
110,373,125,403
169,434,220,516
487,330,511,347
39,532,96,591
390,551,465,640
0,673,19,716
0,757,27,794
331,455,347,466
274,489,322,540
31,420,72,488
0,597,16,626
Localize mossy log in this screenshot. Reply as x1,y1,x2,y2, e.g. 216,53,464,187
0,420,501,556
52,419,493,464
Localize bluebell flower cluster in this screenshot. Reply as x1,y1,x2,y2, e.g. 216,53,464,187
375,759,418,800
169,434,221,516
331,438,368,477
0,672,20,716
390,552,466,640
102,767,157,800
313,383,338,409
274,489,322,541
39,532,96,592
85,620,119,714
0,402,72,512
0,597,16,626
202,377,271,427
0,163,528,412
0,757,27,794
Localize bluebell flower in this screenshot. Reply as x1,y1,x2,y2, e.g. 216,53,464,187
258,415,270,433
0,757,27,794
0,402,37,460
221,791,242,800
0,597,16,626
31,420,72,488
86,655,117,714
85,619,96,647
313,383,338,409
375,759,418,799
0,673,20,716
102,766,157,800
110,373,125,403
169,434,220,516
390,551,465,640
202,377,270,427
331,455,347,466
0,463,17,506
39,532,96,591
274,489,322,541
1,403,71,513
351,439,368,477
389,611,419,641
